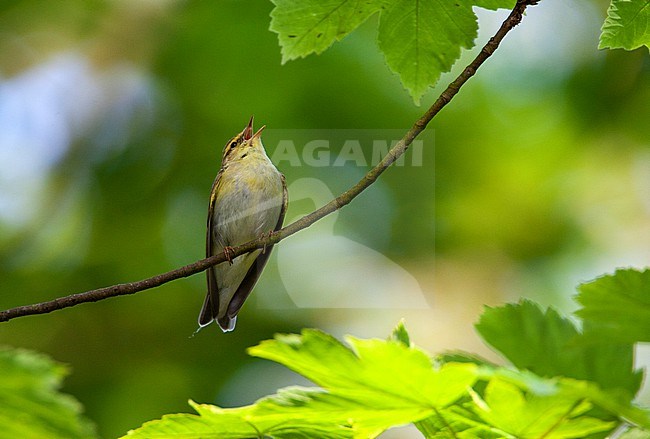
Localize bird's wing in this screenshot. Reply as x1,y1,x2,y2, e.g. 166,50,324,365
198,168,224,327
224,173,288,321
278,173,288,229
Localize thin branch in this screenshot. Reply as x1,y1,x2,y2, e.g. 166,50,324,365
0,0,539,323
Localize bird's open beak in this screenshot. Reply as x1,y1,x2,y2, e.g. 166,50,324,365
243,116,254,141
252,124,266,140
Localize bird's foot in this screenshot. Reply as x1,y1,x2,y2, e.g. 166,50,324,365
223,246,235,265
259,230,275,254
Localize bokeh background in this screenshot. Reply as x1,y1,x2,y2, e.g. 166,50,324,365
0,0,649,437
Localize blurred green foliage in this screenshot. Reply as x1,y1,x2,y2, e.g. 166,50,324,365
0,0,648,437
0,346,95,438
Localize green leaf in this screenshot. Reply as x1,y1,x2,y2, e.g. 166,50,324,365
269,0,384,63
0,347,96,439
556,379,650,431
473,378,615,438
415,410,509,438
260,386,428,438
389,319,411,346
269,0,484,104
467,365,649,436
436,350,497,367
249,330,361,387
576,268,650,344
248,328,478,436
128,326,479,438
125,321,650,438
377,0,478,104
472,0,516,10
449,349,650,433
250,329,477,407
599,0,650,51
125,395,353,439
475,300,643,397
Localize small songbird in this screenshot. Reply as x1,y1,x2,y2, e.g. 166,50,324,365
198,117,287,332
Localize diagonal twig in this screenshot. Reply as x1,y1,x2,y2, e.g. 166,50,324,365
0,0,539,323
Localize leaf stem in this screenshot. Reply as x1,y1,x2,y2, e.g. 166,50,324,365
436,407,458,438
413,415,439,439
538,398,584,439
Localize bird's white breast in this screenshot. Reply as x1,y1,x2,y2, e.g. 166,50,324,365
212,156,283,250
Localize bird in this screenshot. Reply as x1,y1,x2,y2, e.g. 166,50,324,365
198,116,287,332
